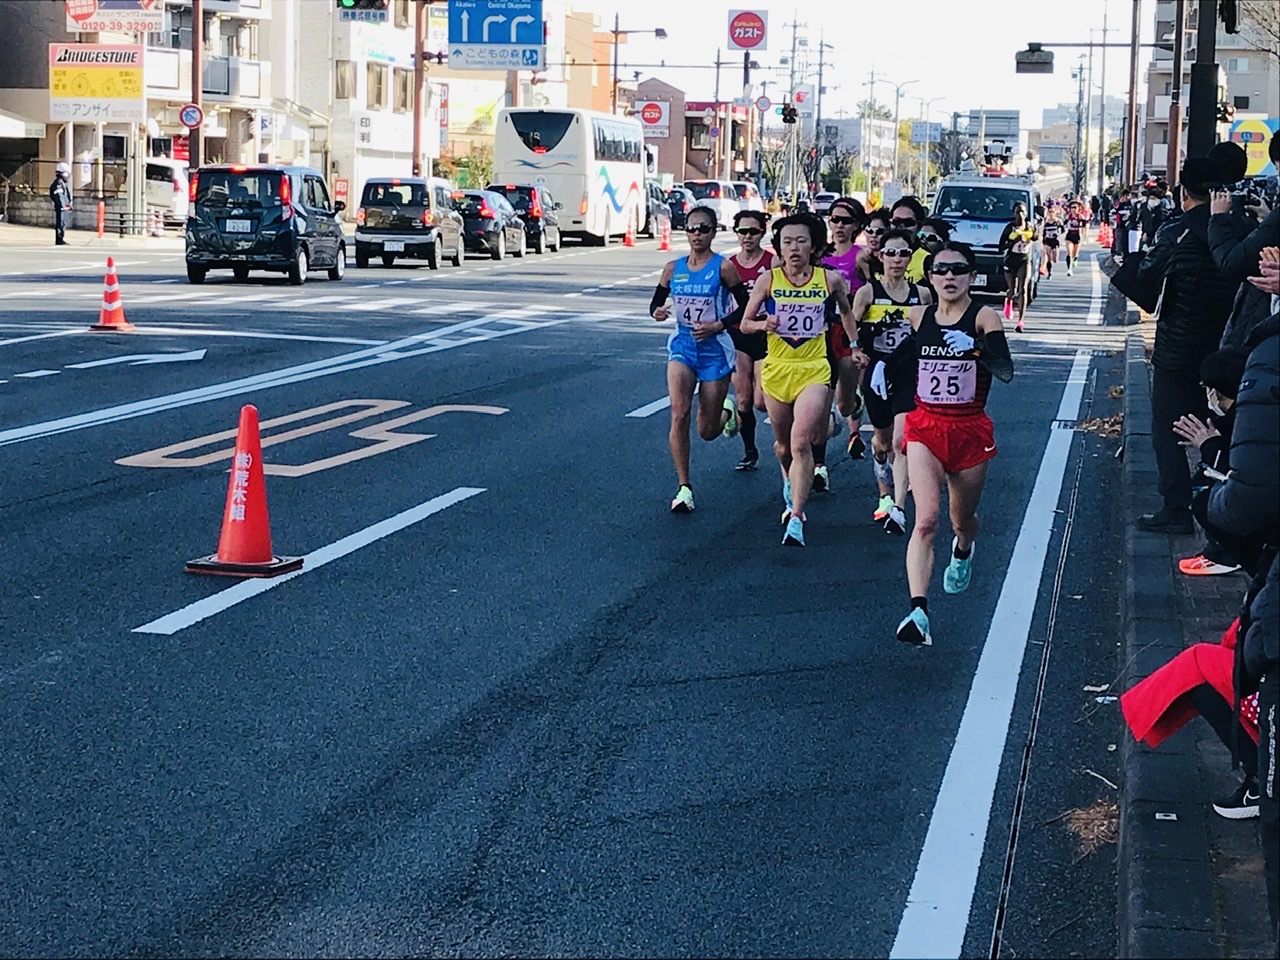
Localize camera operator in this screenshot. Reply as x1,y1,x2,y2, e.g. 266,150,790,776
1210,134,1280,348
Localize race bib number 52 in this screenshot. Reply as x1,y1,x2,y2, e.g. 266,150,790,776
918,358,977,404
673,295,714,328
873,322,911,354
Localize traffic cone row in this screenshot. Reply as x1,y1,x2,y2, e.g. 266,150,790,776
186,404,303,578
1097,222,1112,248
147,209,166,237
89,256,135,332
623,218,636,247
658,218,672,252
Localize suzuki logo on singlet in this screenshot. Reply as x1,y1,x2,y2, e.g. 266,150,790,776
779,288,825,300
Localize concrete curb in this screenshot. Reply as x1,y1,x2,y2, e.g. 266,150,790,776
1117,331,1220,958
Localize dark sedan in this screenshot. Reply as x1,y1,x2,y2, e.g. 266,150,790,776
666,187,695,230
484,183,562,254
457,190,526,260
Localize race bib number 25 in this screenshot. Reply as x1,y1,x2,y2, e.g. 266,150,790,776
918,358,977,404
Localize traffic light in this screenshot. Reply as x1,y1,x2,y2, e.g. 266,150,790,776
1216,101,1236,124
336,0,389,13
781,103,797,124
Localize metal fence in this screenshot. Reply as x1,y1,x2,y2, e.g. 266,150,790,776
1,158,133,201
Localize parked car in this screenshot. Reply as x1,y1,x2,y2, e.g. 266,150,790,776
732,180,765,213
457,189,526,260
812,191,839,216
485,182,562,253
666,186,695,229
145,158,189,223
641,181,669,237
682,179,739,229
185,164,346,285
353,176,462,269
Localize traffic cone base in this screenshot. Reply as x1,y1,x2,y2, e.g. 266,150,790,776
186,404,302,578
91,255,135,332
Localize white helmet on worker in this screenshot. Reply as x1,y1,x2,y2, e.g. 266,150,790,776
55,162,70,176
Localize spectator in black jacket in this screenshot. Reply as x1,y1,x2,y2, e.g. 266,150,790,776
1207,311,1280,942
1137,158,1239,533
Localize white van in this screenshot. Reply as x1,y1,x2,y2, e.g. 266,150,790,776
682,179,740,230
146,159,189,223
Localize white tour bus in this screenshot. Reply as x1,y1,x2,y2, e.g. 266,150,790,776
494,107,646,245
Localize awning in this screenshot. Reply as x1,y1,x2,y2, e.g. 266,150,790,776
0,107,46,140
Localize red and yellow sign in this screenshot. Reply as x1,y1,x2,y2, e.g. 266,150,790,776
49,43,145,123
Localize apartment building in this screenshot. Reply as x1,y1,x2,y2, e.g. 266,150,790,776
1143,0,1280,173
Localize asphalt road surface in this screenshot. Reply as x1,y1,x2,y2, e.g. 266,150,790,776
1,235,1129,958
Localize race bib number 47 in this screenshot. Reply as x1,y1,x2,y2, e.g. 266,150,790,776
673,295,715,327
918,358,977,404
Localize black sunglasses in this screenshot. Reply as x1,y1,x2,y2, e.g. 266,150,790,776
735,227,763,236
864,226,886,236
686,224,715,235
918,233,941,243
930,261,975,276
829,215,859,225
891,218,918,227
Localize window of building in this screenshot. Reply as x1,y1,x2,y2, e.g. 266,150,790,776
1226,56,1250,73
335,60,355,100
393,68,414,113
394,0,411,28
1234,95,1250,109
367,62,389,110
150,6,192,49
689,123,711,152
1163,80,1171,95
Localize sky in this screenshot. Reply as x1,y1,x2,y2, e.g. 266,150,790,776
565,0,1157,132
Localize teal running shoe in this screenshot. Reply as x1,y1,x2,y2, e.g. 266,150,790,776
782,515,805,546
896,607,932,646
721,397,739,439
943,537,974,594
670,485,694,514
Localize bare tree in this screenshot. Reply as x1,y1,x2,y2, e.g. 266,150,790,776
759,143,786,193
1238,0,1280,64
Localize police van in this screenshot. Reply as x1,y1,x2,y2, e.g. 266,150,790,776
930,164,1043,300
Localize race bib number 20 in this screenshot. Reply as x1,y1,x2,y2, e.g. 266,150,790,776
918,358,977,404
774,302,825,341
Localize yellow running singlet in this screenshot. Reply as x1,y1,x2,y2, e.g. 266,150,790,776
761,265,834,404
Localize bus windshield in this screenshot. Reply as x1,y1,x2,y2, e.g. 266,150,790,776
934,186,1028,222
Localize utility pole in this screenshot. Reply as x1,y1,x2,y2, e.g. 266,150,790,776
1096,0,1109,196
1074,55,1086,195
1167,0,1188,183
190,0,203,169
1186,0,1219,159
784,19,801,196
712,49,722,179
861,69,879,192
1085,33,1095,192
1123,0,1140,184
412,0,426,176
812,36,826,194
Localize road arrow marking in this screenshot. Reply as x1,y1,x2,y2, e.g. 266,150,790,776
68,349,208,369
509,14,534,41
482,14,507,41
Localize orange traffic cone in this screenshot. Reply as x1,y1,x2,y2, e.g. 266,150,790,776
186,405,303,578
658,218,672,252
624,218,636,247
89,256,136,332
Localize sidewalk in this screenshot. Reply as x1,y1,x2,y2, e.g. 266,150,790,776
1118,317,1276,958
0,219,183,250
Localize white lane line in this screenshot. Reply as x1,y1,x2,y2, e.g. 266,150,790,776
133,326,385,345
1086,256,1102,324
152,278,181,284
14,369,61,378
0,330,82,347
625,395,671,418
564,292,583,298
133,487,486,636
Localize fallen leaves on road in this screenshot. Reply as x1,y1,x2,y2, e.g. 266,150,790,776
1078,413,1124,437
1108,384,1125,399
1050,799,1119,862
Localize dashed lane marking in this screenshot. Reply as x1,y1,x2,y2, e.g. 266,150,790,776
14,369,61,378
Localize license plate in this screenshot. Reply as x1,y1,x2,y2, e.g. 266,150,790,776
224,219,251,233
383,240,405,252
972,274,988,287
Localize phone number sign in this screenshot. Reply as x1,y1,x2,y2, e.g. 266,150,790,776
65,0,164,34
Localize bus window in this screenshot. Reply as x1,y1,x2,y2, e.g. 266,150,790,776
507,111,575,153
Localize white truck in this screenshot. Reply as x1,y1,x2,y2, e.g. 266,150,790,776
930,170,1043,301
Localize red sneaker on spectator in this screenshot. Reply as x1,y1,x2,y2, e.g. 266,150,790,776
1178,554,1242,576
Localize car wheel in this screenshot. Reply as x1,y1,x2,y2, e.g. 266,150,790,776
381,254,395,267
550,230,560,252
328,243,346,281
514,231,526,258
232,265,249,282
492,232,505,260
355,249,369,268
187,264,207,284
450,240,462,267
535,231,546,254
427,244,438,270
288,246,308,285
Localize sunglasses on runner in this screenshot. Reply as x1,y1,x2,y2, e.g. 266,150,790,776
829,215,858,225
685,224,715,235
881,248,912,258
891,218,918,227
865,227,886,236
918,232,940,243
735,227,763,236
930,261,975,276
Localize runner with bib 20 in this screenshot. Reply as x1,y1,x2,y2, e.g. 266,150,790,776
740,214,855,547
868,242,1014,645
649,205,751,514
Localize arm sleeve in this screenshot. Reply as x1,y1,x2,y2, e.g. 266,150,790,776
721,282,750,329
977,329,1014,383
649,283,670,319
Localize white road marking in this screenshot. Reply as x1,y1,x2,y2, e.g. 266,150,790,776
0,330,82,347
1086,256,1102,324
132,487,486,635
625,395,671,418
67,349,207,368
14,369,61,378
134,326,386,345
889,290,1100,957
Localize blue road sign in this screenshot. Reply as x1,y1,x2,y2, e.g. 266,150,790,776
449,0,545,71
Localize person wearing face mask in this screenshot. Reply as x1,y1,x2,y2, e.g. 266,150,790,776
1138,181,1169,252
1172,347,1255,576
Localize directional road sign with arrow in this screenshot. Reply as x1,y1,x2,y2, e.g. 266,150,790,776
448,0,545,71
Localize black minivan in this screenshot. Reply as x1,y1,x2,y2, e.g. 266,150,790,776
185,164,346,284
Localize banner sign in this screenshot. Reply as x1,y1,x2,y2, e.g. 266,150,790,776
65,0,164,34
49,43,146,122
634,100,670,139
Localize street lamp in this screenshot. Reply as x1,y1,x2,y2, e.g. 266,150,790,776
888,78,918,183
611,13,667,114
917,95,945,195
